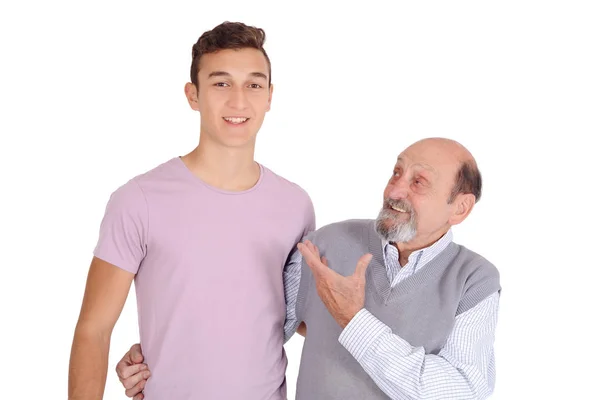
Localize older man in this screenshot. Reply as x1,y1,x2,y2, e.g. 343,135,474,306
117,138,500,400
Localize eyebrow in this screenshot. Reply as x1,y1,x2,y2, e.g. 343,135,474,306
396,156,435,173
207,71,268,80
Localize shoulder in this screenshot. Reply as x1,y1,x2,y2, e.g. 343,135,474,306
261,165,313,203
454,244,500,283
451,244,501,314
261,165,316,228
132,157,182,189
105,178,146,211
309,219,374,242
104,158,179,210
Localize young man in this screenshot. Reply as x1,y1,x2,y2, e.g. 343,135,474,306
68,22,315,400
119,138,501,400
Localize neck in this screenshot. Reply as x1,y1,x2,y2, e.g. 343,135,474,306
181,134,259,191
393,227,450,266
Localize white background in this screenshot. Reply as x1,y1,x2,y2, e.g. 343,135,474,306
1,1,599,399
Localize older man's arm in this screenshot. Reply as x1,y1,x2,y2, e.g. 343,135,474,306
339,292,500,400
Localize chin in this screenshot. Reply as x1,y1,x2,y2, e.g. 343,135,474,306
375,211,417,243
209,126,257,148
221,134,257,148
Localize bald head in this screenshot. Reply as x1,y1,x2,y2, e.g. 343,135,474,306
404,137,475,165
399,137,481,203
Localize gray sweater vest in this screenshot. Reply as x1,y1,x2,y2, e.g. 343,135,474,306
294,219,500,399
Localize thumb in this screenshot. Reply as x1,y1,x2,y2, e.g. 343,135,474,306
354,253,372,278
130,343,144,364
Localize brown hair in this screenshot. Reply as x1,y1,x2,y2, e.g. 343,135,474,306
448,161,482,203
190,21,271,88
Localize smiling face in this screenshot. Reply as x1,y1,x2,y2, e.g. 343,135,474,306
185,48,273,149
376,138,477,246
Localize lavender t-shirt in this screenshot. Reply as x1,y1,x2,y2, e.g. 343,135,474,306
94,157,315,399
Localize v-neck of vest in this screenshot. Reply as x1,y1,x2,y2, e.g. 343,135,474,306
366,221,458,305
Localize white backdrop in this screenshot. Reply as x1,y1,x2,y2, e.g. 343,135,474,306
1,1,599,399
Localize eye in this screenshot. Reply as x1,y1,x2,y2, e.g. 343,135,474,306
414,177,428,187
214,82,229,87
248,83,262,89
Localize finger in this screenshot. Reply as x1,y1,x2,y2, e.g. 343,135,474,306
299,241,314,258
123,369,150,390
298,243,327,274
118,363,148,382
133,394,145,400
303,240,323,263
353,253,373,278
125,375,148,398
310,241,322,260
307,240,317,254
116,359,127,380
303,240,321,259
320,256,338,278
130,343,144,363
297,243,319,264
116,359,131,380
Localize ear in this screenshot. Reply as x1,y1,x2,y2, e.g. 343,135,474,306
448,193,476,225
266,83,274,112
184,82,200,111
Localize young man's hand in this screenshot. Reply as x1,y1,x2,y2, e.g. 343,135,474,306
116,343,150,399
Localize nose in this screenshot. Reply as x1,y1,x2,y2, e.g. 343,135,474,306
226,87,249,110
387,178,409,200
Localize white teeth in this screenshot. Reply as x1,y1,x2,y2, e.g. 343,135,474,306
391,206,407,212
224,117,248,124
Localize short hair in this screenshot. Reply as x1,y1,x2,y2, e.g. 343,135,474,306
190,21,271,87
448,161,482,203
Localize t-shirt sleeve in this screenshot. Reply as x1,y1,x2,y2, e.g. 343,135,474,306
93,179,148,274
303,194,316,236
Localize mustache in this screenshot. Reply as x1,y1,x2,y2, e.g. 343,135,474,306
384,198,414,214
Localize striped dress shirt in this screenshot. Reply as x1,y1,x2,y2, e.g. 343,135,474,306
284,229,500,399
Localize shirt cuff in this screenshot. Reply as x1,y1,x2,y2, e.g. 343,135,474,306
338,309,395,361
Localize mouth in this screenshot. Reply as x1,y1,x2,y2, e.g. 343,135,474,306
389,205,408,213
223,117,250,125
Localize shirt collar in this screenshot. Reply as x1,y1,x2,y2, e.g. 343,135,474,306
381,229,454,267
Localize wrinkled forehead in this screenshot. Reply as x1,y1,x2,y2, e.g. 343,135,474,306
396,144,461,182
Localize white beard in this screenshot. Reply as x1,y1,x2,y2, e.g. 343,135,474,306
375,208,417,243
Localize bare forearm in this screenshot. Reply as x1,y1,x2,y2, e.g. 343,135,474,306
68,257,135,398
68,327,111,400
